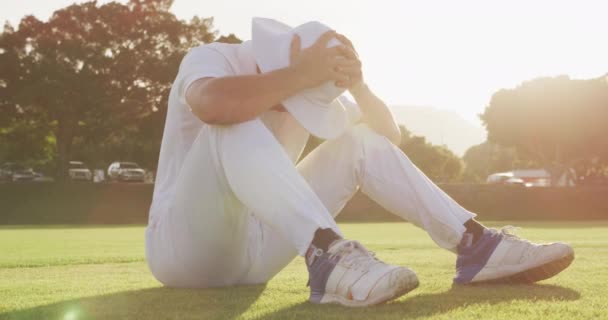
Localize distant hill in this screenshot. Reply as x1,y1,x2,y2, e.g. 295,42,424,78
390,105,487,156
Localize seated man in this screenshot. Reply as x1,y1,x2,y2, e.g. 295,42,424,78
145,18,574,307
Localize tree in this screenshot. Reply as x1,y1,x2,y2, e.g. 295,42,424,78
481,75,608,182
301,124,463,182
461,141,523,182
216,33,241,44
0,0,220,176
398,125,463,182
0,119,55,168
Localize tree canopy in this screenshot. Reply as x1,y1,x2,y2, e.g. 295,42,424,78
3,0,607,185
0,0,223,175
461,141,524,182
398,125,463,182
481,75,608,174
300,125,463,183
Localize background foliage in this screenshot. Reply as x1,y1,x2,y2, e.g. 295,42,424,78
481,75,608,183
0,0,217,176
1,1,607,184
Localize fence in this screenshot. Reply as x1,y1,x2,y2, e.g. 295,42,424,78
1,183,607,224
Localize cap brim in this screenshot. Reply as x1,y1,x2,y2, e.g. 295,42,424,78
282,94,348,139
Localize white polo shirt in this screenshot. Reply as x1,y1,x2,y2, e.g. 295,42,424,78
149,40,361,221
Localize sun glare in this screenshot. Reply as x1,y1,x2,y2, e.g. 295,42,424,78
2,0,607,124
170,0,608,124
63,309,80,320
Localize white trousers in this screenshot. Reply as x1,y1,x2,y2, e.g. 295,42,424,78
145,119,475,288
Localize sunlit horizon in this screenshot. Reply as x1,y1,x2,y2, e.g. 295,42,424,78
2,0,607,126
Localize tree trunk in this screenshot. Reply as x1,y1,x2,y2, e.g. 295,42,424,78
55,119,74,181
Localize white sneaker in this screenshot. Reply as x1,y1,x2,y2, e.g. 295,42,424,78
306,239,418,307
454,227,574,284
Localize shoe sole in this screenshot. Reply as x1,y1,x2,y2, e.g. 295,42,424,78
316,273,420,307
470,253,575,285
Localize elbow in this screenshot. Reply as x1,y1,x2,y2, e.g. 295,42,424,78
190,97,252,125
187,96,220,124
188,89,231,124
191,103,222,124
185,78,260,125
186,78,230,125
190,102,221,124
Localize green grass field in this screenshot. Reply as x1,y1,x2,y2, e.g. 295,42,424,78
1,222,607,319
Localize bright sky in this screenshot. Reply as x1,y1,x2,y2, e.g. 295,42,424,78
2,0,608,125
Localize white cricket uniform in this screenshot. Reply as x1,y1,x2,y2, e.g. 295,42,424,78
145,41,475,288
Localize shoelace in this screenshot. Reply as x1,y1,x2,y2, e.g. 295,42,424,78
499,226,539,259
328,240,381,272
500,225,523,238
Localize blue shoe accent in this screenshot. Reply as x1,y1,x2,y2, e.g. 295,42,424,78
453,229,504,284
306,248,341,303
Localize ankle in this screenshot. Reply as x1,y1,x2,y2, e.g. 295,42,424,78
305,245,323,266
306,228,341,265
311,228,341,251
463,219,487,244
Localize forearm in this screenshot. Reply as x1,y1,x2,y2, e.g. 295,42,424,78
187,66,308,124
351,83,401,145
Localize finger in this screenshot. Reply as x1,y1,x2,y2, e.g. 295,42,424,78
325,46,357,61
329,55,359,73
335,65,362,77
335,79,356,88
330,69,350,83
332,66,361,88
336,33,359,58
335,33,355,51
337,45,358,60
335,81,347,88
336,76,363,88
325,46,344,57
335,58,361,69
289,35,301,62
313,30,337,48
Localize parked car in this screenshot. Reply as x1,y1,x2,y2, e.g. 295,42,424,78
67,161,92,181
107,161,146,182
502,177,527,186
0,162,36,182
32,172,54,183
486,172,528,187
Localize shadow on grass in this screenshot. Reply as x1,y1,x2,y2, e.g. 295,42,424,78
0,285,266,320
1,283,580,320
258,283,581,319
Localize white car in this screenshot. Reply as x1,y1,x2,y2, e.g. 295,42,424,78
0,163,36,182
487,172,528,187
67,161,92,181
107,161,146,182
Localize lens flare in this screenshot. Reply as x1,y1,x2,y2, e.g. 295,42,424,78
63,309,79,320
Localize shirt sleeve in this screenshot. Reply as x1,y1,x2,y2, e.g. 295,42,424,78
338,95,363,126
175,45,234,108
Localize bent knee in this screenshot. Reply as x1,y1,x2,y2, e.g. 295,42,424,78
216,118,267,140
212,118,281,154
338,123,391,149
